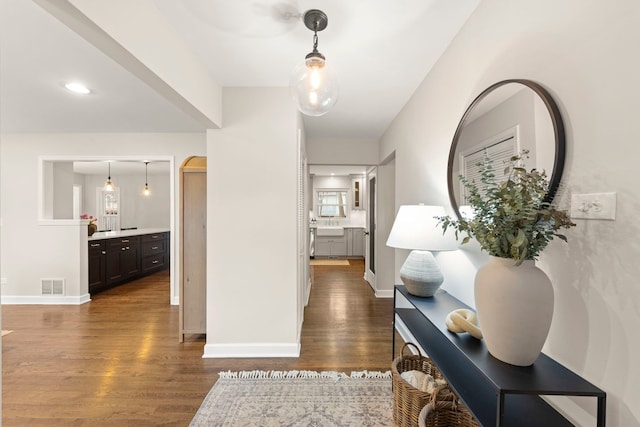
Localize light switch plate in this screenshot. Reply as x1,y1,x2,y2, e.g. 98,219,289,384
0,278,7,285
570,192,616,220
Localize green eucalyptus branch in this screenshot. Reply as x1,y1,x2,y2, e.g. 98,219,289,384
438,150,575,265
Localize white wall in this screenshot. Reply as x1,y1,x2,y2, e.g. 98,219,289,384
82,173,170,229
375,156,396,298
53,162,74,219
306,137,378,166
0,133,205,304
205,87,301,358
379,0,640,425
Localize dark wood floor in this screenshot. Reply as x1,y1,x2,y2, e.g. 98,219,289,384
2,259,403,426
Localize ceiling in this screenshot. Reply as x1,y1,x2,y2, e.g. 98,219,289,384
0,0,479,141
73,160,170,176
0,0,204,133
309,165,367,176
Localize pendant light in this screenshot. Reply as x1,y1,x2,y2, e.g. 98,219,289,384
290,9,338,117
104,162,115,191
143,161,151,196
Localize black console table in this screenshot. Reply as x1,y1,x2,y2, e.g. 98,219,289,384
393,285,606,426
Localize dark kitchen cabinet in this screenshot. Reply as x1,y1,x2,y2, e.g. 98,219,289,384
88,240,107,293
89,231,169,294
141,232,169,274
106,236,140,286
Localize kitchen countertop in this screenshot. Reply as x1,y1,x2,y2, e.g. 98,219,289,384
88,227,170,241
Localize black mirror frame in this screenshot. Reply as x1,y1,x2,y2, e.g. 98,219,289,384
447,79,566,220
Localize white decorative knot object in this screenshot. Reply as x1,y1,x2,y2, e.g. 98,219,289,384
445,309,483,339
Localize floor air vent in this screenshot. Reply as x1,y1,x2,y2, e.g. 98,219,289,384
41,278,65,295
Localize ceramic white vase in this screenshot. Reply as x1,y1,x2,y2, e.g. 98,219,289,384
474,256,554,366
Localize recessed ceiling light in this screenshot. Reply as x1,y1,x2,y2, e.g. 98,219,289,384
64,82,91,94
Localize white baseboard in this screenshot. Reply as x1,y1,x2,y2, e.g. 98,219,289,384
375,289,394,298
1,293,91,305
203,342,301,358
305,278,311,306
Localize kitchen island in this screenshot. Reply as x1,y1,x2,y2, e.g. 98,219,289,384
88,228,170,294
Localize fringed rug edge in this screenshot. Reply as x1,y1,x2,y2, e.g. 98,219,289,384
218,369,391,380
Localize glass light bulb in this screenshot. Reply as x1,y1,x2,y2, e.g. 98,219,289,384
309,91,318,105
143,185,151,196
290,58,338,117
310,68,321,90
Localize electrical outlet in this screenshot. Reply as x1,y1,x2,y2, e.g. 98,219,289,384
570,192,616,220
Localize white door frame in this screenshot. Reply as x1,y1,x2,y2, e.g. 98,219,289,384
364,167,377,290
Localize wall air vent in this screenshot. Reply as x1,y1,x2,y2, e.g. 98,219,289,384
41,278,65,295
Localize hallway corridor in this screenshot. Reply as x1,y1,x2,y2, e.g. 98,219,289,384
2,261,398,426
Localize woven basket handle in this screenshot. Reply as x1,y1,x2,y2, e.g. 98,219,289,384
400,342,423,359
428,383,451,405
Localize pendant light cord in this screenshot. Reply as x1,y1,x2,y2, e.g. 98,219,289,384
312,27,319,53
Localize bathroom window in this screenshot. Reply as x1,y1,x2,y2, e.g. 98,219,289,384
317,190,347,218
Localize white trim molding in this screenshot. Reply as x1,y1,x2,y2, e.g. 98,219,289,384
203,343,301,359
376,289,394,298
2,294,91,305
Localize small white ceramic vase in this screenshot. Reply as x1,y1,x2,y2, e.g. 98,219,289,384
474,256,554,366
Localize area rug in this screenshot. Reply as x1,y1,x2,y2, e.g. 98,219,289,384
190,370,392,426
310,259,350,266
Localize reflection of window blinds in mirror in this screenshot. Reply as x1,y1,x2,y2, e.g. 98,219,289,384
462,134,517,203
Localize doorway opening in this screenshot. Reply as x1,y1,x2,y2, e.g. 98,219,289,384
38,156,176,304
307,164,375,286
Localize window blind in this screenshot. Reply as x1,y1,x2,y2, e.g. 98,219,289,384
462,135,517,203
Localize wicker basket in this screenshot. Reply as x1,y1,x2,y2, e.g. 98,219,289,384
418,394,479,427
392,343,451,427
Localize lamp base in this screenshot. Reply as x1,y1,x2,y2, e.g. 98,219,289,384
400,250,444,297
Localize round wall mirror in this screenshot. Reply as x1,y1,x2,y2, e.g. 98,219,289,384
447,79,566,219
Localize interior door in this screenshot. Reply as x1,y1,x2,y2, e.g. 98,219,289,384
365,167,377,289
180,159,207,342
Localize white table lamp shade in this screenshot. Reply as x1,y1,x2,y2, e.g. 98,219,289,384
386,205,458,251
386,205,458,297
